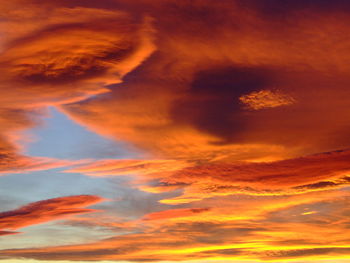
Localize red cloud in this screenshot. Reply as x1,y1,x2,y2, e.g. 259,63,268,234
167,150,350,188
0,195,105,232
69,150,350,204
66,159,190,177
61,0,350,163
0,3,155,178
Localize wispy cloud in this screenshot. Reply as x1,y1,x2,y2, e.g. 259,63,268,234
0,195,105,235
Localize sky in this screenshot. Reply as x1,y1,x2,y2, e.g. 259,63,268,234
0,0,350,262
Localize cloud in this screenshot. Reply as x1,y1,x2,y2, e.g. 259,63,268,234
239,89,296,110
0,5,155,107
0,190,348,261
69,150,350,204
0,1,155,176
159,150,350,204
0,231,19,236
0,195,105,233
169,149,350,188
66,159,190,177
0,155,82,175
60,0,350,162
2,1,350,262
2,194,350,262
260,247,350,260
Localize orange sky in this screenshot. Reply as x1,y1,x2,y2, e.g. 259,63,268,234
1,0,350,262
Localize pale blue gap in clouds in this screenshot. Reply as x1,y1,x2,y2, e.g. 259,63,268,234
25,106,139,160
0,106,180,250
0,105,144,205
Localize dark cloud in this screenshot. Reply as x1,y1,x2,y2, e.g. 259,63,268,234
242,0,350,17
53,0,121,9
170,66,272,144
0,231,19,236
294,181,339,190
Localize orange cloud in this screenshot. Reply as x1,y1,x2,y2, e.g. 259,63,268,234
0,1,155,176
61,0,350,162
167,149,350,189
0,5,155,107
0,155,82,175
69,150,350,204
1,192,349,262
239,89,296,110
2,1,350,262
0,195,104,233
66,158,190,178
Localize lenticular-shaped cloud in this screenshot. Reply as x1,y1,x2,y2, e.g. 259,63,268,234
66,159,190,177
0,6,155,107
0,195,104,233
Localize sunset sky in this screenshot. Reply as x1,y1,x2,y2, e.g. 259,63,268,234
1,1,350,263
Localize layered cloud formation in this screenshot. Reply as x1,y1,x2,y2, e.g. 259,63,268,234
0,1,154,173
0,195,104,236
1,0,350,262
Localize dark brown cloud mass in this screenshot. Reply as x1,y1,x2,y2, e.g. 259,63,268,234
60,0,350,162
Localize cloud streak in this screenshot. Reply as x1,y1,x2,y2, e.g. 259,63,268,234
0,195,104,234
68,149,350,204
1,193,350,262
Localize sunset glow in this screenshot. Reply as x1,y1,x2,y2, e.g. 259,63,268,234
1,1,350,263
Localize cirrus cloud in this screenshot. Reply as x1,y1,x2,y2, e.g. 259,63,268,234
0,195,105,234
